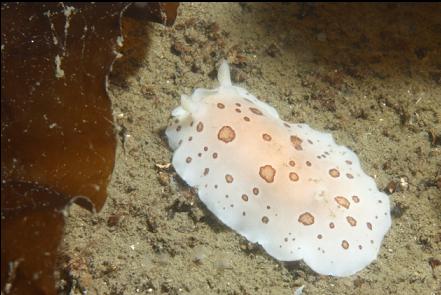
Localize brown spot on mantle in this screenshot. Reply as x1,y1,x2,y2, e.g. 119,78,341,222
259,165,276,183
298,212,314,225
290,135,303,151
218,126,236,143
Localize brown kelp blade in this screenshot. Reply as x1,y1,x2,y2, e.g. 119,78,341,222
1,2,179,294
1,182,71,294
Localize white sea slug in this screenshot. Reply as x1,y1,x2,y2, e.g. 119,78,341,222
166,60,391,277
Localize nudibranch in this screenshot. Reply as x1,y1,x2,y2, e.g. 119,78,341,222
166,60,391,277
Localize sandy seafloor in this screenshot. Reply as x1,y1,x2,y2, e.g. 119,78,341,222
61,3,441,295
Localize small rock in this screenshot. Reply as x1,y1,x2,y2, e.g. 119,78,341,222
158,171,170,186
107,213,123,227
140,85,156,100
390,202,408,218
399,177,409,191
429,258,441,270
385,180,398,194
294,285,305,295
